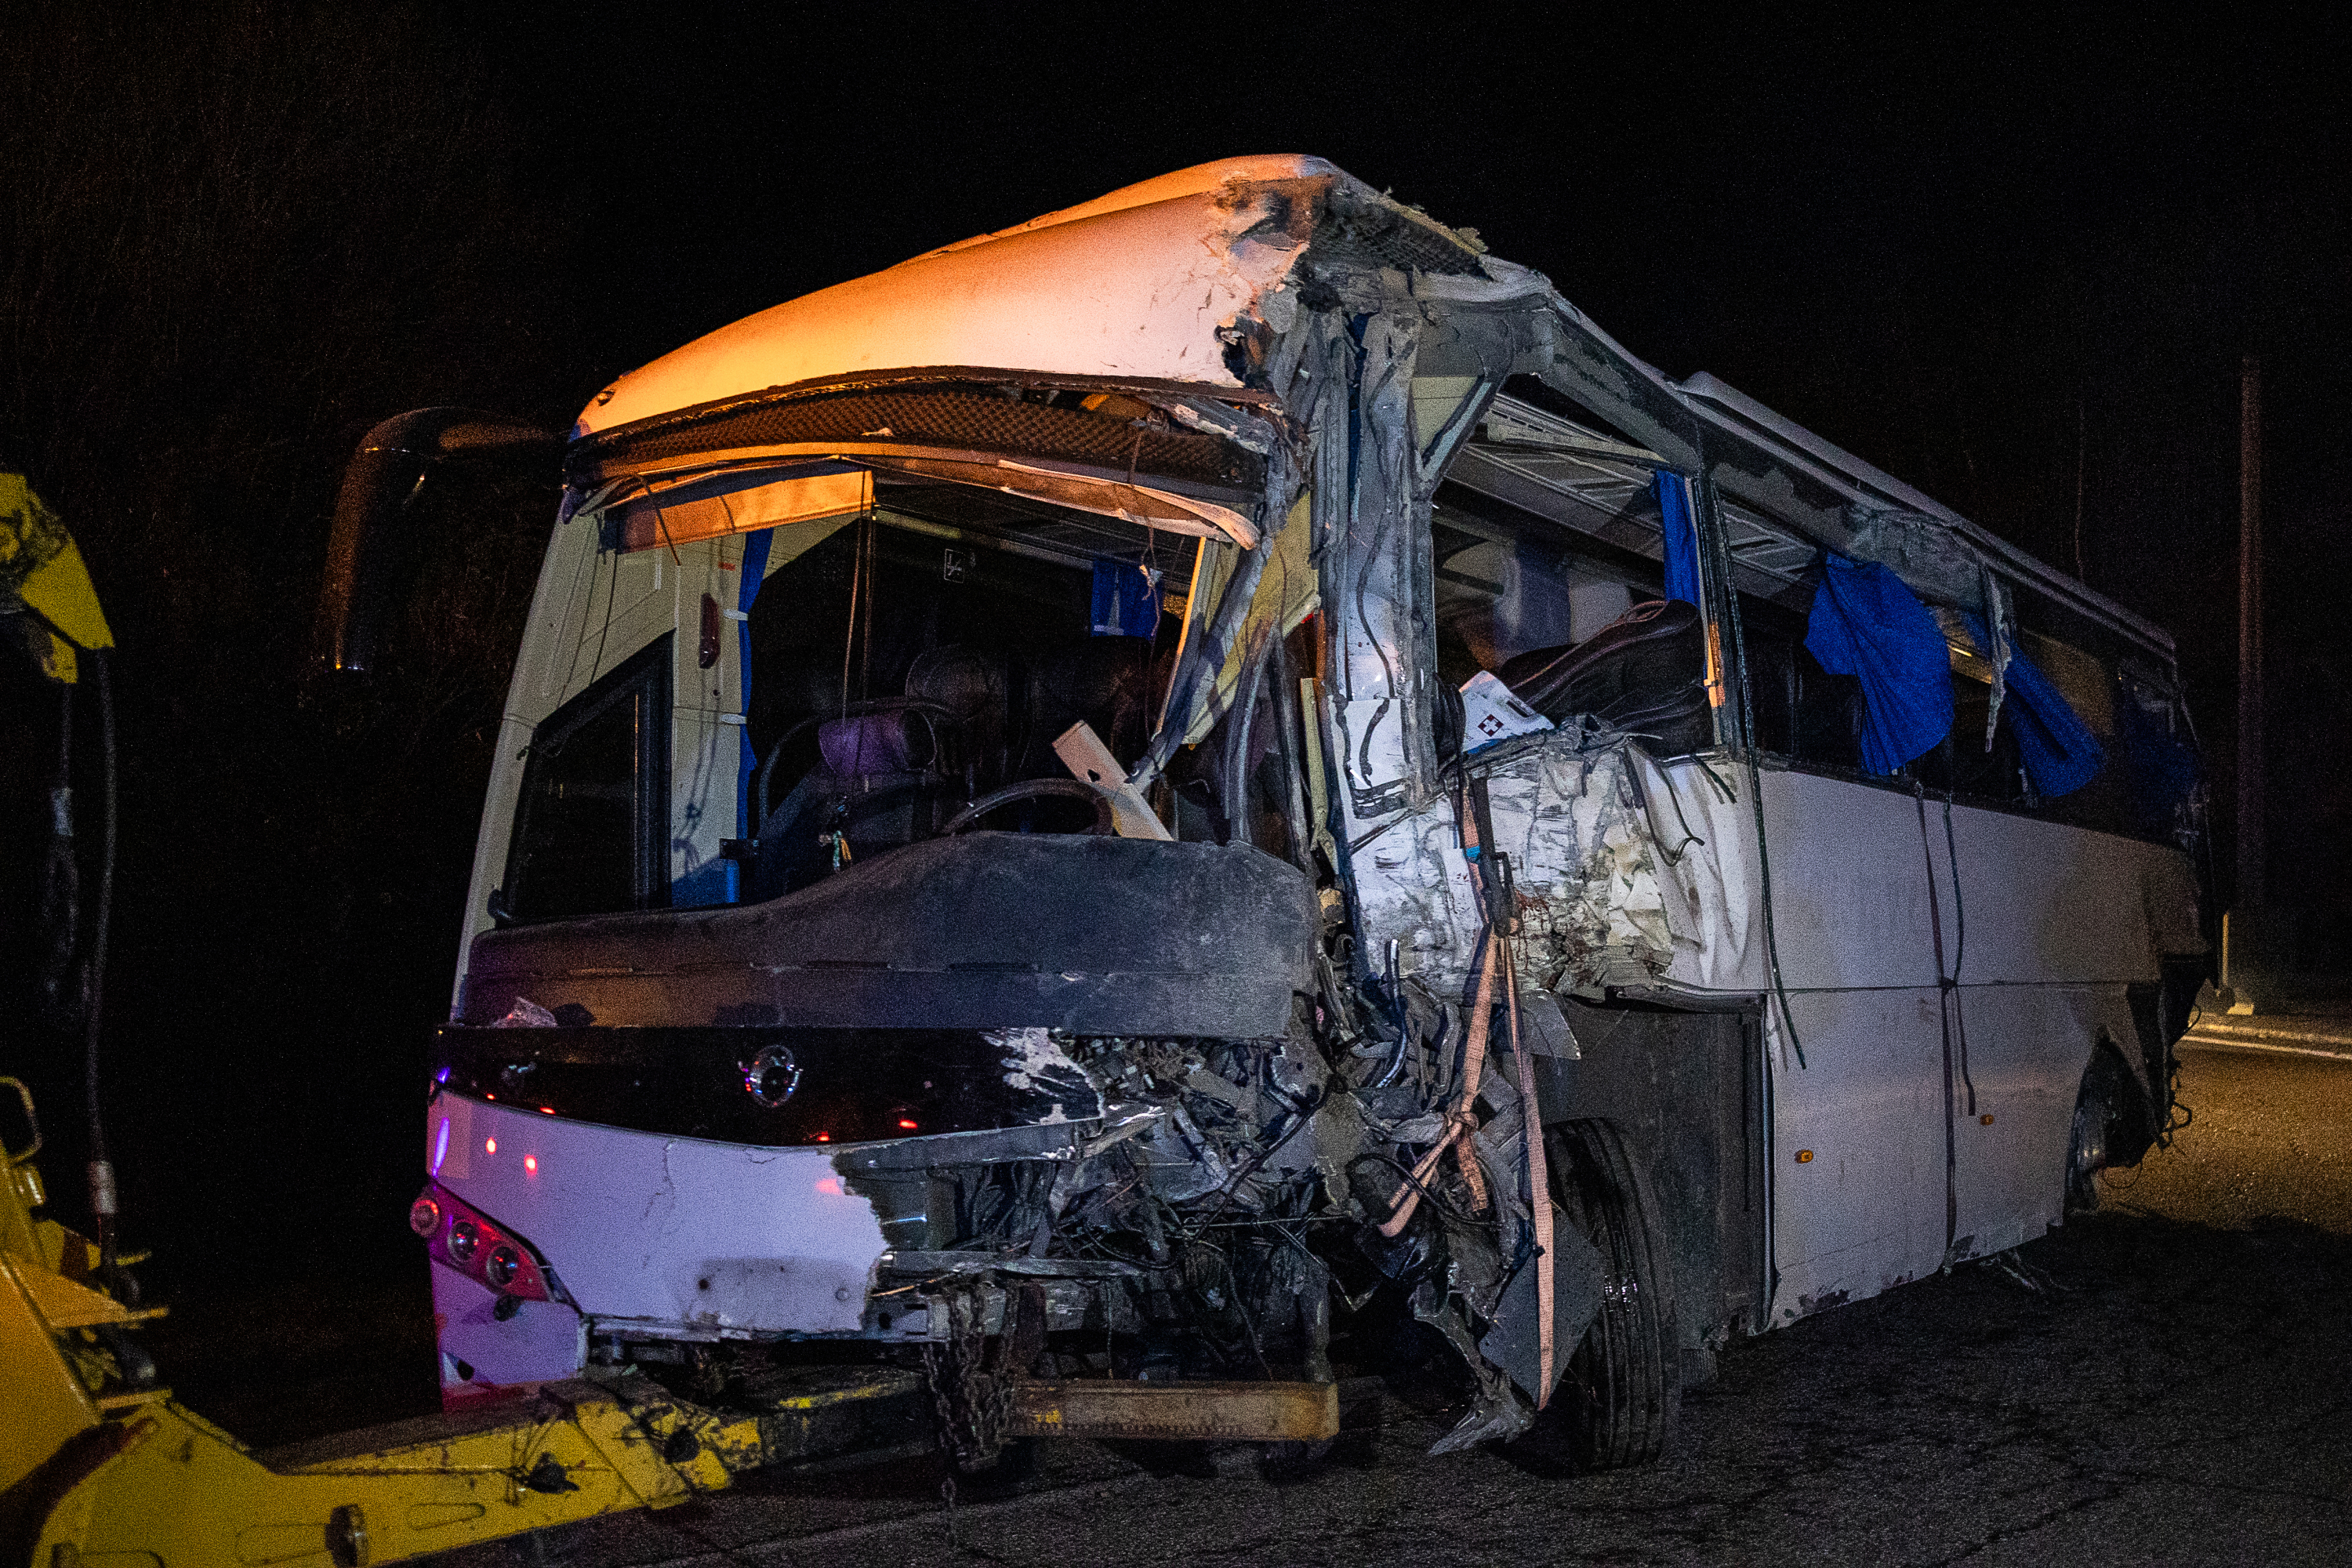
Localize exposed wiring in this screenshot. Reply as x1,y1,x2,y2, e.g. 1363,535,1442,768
1690,755,1739,804
1940,776,1977,1110
1221,622,1276,844
1352,1151,1475,1227
1632,760,1706,867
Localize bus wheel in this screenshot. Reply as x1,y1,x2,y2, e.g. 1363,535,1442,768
2066,1045,2147,1214
1541,1118,1673,1470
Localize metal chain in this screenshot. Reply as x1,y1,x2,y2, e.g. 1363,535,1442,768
919,1287,1009,1468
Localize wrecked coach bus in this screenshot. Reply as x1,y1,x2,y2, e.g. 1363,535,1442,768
321,156,2210,1471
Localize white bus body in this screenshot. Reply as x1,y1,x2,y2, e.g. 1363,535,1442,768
337,156,2207,1464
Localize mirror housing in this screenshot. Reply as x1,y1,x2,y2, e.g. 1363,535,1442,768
314,408,561,677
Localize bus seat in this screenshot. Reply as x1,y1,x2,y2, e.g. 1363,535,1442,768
906,643,1011,784
1019,637,1156,778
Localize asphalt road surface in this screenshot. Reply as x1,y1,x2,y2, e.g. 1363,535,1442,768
316,1037,2339,1568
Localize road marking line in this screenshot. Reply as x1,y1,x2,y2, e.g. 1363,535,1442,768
2180,1034,2352,1062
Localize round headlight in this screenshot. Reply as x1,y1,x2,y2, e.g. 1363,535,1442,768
742,1044,801,1108
408,1196,441,1237
448,1218,480,1264
485,1246,521,1290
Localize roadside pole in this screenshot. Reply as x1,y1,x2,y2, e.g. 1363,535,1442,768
2227,354,2268,1012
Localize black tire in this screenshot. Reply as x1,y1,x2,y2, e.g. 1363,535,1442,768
1541,1118,1673,1470
2066,1045,2147,1214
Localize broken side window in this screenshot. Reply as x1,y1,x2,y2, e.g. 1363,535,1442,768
2114,665,2201,846
1713,495,1867,771
1998,590,2134,833
1426,484,1712,753
1738,599,1866,772
1910,608,2029,806
1797,553,1954,775
503,634,673,923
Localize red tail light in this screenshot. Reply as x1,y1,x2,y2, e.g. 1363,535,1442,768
408,1180,557,1302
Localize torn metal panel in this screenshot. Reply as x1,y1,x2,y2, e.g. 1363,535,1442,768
578,155,1491,436
431,1265,584,1400
1479,735,1686,996
1178,491,1316,747
1340,727,1757,1005
581,168,1316,430
987,1028,1099,1125
1325,310,1437,818
1479,1202,1602,1406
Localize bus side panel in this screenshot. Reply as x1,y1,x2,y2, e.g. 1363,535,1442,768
1745,769,1944,1321
1936,804,2201,1251
1943,983,2138,1257
1941,801,2204,988
1755,771,1942,991
1766,986,1948,1323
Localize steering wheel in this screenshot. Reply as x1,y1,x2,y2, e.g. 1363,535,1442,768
940,779,1120,837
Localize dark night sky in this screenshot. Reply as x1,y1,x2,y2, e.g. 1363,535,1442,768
4,6,2349,1272
514,10,2349,766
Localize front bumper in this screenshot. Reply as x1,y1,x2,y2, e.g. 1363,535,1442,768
428,1091,890,1338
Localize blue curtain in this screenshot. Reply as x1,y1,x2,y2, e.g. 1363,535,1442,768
2114,683,2198,836
1804,554,1953,774
1963,612,2103,798
1655,470,1701,608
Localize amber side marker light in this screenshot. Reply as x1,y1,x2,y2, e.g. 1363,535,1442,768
1795,1149,1814,1163
1980,1113,1996,1125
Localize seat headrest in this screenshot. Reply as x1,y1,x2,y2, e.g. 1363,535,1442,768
818,711,926,776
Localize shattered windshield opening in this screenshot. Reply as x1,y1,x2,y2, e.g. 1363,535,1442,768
738,495,1195,898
